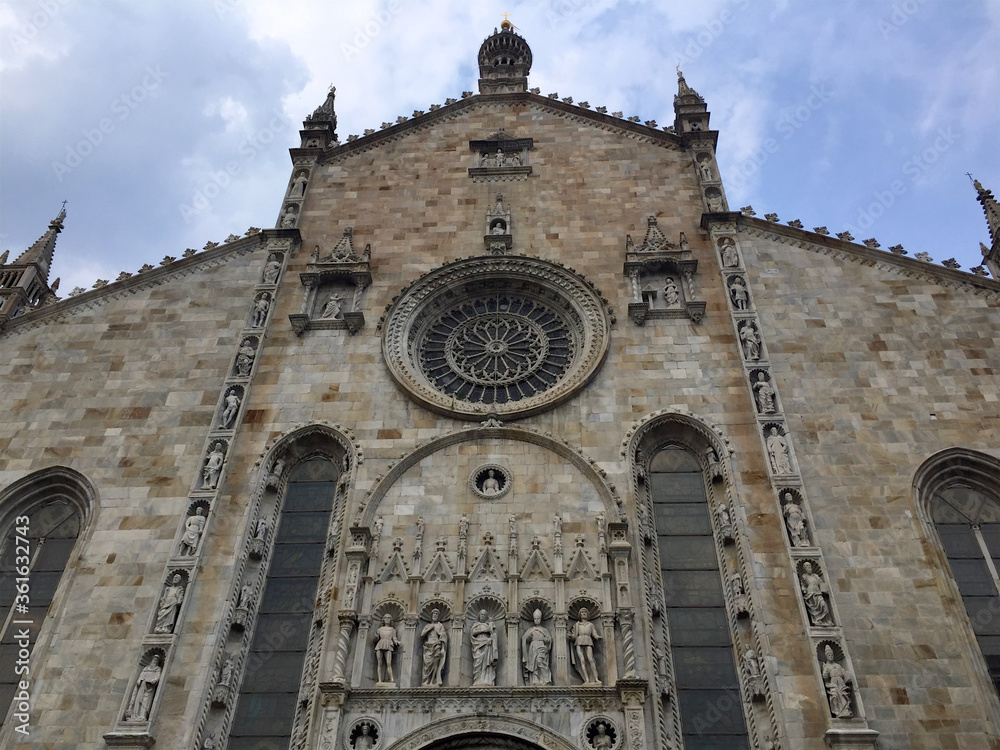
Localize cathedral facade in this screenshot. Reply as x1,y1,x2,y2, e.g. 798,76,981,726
1,24,1000,750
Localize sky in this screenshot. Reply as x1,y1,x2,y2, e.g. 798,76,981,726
1,0,998,294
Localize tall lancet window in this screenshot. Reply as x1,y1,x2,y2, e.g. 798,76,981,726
650,445,750,749
930,484,1000,695
0,498,81,725
229,457,338,749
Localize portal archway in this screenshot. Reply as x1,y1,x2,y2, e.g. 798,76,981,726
386,715,576,750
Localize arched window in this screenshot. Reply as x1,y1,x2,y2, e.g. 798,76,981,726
0,468,91,727
650,445,750,749
229,456,339,749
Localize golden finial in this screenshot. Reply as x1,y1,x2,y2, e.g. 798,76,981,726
501,13,515,30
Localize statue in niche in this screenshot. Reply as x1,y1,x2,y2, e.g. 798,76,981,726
470,609,499,686
320,293,344,320
521,609,552,685
721,239,739,268
154,574,185,634
420,608,448,686
506,151,521,166
821,645,853,718
220,388,241,429
481,469,501,495
766,427,792,475
783,493,809,547
202,442,225,490
374,614,400,685
125,654,162,721
592,723,613,750
739,322,761,361
753,372,776,414
570,608,602,685
217,654,234,689
704,447,722,481
491,220,507,235
280,205,297,228
262,254,281,284
235,338,255,377
201,732,217,750
663,278,681,306
354,724,376,750
800,562,833,626
730,277,748,309
252,294,270,327
237,582,254,609
179,507,206,556
699,160,714,181
707,192,724,211
290,172,308,197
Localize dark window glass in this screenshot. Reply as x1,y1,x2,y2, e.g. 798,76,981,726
0,500,80,729
651,446,749,745
231,459,337,744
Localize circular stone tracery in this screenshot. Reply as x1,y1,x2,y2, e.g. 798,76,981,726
382,256,611,420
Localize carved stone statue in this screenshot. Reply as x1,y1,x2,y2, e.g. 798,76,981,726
592,722,613,750
522,609,552,686
262,255,281,284
821,645,853,718
125,654,162,721
354,724,376,750
220,388,241,429
704,447,722,481
202,442,225,490
730,277,748,309
420,609,447,686
743,647,766,699
753,372,776,414
375,614,400,685
235,338,255,377
252,294,270,327
320,293,344,319
722,239,739,267
290,172,308,197
783,493,809,547
740,321,761,361
470,609,498,686
766,427,792,475
153,574,185,634
707,192,724,211
280,205,297,228
800,562,833,626
202,732,217,750
663,277,681,306
481,469,501,495
570,608,602,684
179,507,206,556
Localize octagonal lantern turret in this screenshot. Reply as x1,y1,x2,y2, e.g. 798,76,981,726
478,20,532,94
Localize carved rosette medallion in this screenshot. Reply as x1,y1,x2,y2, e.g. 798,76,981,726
382,256,611,420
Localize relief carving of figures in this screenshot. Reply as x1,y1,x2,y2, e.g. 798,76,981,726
742,648,766,699
320,293,344,320
252,293,270,328
570,608,602,685
179,507,206,556
470,609,499,686
800,562,833,626
739,321,761,361
420,608,447,686
753,372,776,414
202,442,226,490
704,447,723,481
782,492,809,547
124,654,162,721
235,338,256,377
374,614,400,685
729,276,748,310
153,573,185,634
766,427,793,475
220,388,241,429
663,277,681,307
521,609,552,686
721,238,739,268
821,645,854,718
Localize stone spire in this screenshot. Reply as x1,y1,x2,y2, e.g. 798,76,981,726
478,20,532,95
0,205,66,326
973,178,1000,278
673,68,713,138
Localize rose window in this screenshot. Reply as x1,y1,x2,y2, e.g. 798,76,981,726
382,256,611,420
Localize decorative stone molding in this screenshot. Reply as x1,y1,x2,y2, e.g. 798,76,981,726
289,228,373,335
382,714,578,750
469,463,511,500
